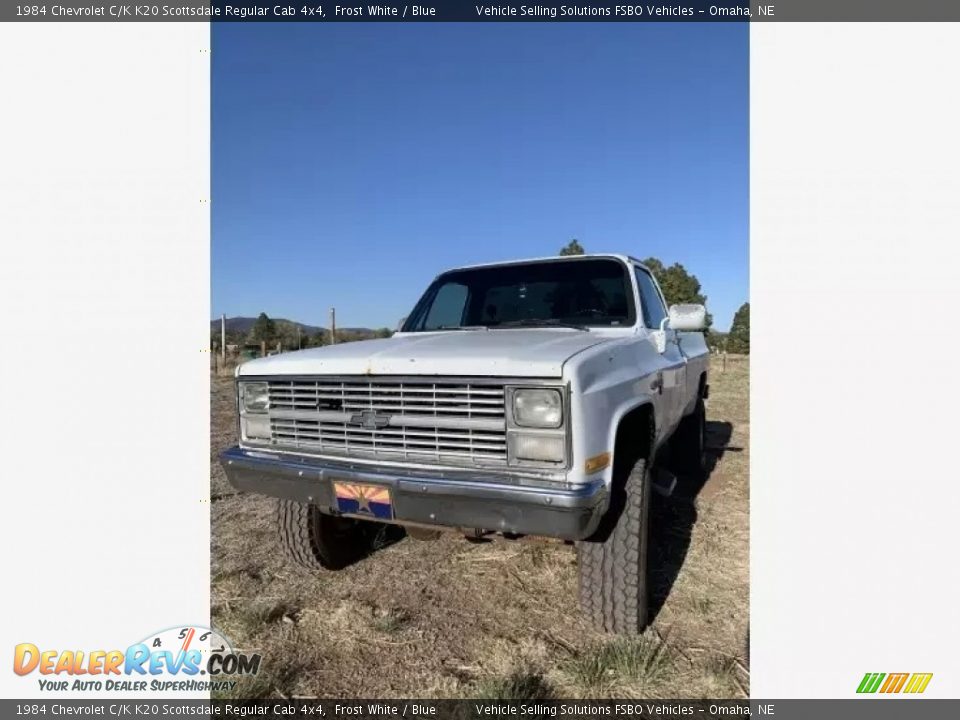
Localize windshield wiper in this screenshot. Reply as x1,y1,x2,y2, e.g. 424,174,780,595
493,319,590,331
435,325,489,331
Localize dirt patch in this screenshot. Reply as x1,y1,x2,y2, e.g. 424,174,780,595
210,356,749,698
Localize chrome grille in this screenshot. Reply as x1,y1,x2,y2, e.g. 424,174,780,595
265,379,507,466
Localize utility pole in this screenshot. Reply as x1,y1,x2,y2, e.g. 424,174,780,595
330,307,337,345
296,325,301,350
220,314,226,361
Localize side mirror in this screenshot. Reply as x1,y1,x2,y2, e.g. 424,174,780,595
396,316,407,332
668,304,706,331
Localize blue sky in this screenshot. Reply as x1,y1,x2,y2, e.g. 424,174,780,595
213,24,747,330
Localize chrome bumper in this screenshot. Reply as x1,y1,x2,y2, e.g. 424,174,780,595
219,446,607,541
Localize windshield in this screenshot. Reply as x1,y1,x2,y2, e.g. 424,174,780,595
402,258,636,332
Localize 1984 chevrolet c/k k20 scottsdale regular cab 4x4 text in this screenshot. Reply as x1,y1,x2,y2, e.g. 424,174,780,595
220,254,709,634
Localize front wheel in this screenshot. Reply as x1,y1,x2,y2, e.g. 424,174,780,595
276,499,378,571
576,454,651,634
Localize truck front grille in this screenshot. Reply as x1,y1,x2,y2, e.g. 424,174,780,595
264,378,508,466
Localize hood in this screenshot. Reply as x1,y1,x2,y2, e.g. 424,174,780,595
237,329,615,378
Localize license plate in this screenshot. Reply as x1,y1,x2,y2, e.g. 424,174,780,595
332,482,393,520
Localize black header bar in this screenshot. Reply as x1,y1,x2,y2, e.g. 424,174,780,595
6,1,960,22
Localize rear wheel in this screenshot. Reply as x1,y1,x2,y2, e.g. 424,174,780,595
276,499,377,571
577,452,651,634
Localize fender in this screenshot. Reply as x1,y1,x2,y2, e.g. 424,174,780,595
605,393,659,483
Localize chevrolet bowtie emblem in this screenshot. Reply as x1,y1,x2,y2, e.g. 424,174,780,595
349,410,391,430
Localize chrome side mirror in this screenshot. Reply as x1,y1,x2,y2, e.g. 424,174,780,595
668,304,706,331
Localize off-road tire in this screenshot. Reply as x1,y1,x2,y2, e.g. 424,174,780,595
577,454,651,634
276,499,374,571
673,398,707,475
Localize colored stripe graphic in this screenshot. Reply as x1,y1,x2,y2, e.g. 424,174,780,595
856,673,885,693
880,673,908,693
904,673,933,694
857,672,932,694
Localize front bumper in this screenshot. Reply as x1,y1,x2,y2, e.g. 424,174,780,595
219,446,607,541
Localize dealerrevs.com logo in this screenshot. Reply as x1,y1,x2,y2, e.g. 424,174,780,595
13,625,261,693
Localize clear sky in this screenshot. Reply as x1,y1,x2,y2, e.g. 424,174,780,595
213,24,747,331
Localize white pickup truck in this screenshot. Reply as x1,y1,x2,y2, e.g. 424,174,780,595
221,254,709,634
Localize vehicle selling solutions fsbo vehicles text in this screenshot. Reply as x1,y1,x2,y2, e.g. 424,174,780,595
474,5,702,18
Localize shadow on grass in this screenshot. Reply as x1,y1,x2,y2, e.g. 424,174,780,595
320,516,407,571
648,420,737,623
357,522,407,565
472,669,556,700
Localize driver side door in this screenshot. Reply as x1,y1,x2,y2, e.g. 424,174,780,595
635,266,687,435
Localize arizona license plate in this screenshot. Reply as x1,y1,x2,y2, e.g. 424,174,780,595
332,482,393,520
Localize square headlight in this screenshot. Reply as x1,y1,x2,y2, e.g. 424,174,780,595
240,382,269,413
512,388,563,428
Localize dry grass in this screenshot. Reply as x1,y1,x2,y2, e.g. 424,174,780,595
210,356,749,698
566,635,676,696
210,353,242,378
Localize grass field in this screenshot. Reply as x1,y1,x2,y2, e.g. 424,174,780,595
210,356,749,698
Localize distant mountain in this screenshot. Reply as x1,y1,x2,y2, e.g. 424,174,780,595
210,316,327,336
210,317,381,336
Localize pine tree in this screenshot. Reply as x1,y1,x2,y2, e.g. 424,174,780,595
727,302,750,354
